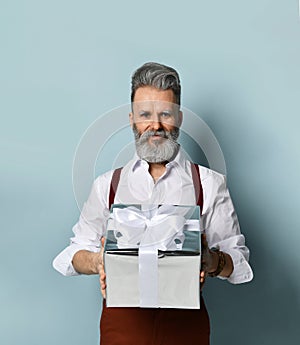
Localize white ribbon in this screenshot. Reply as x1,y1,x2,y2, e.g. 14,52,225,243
112,205,190,307
138,246,158,307
113,205,187,250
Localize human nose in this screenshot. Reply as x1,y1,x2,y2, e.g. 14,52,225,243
149,114,162,130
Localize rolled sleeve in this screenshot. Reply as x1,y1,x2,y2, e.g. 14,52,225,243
201,167,253,284
225,247,253,283
52,243,100,276
52,172,112,276
214,235,254,284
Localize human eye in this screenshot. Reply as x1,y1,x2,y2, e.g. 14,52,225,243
138,111,151,119
160,111,172,119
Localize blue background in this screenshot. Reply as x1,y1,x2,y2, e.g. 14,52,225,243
1,1,300,344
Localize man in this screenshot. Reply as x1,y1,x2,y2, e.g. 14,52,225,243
53,62,253,344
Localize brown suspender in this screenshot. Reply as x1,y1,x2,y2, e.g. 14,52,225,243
190,162,203,214
108,163,203,213
108,167,122,210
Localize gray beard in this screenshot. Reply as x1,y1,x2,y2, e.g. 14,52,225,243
133,124,180,163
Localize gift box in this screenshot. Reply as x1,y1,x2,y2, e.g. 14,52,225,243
104,204,201,309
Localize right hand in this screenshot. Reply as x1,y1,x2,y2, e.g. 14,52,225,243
99,237,106,298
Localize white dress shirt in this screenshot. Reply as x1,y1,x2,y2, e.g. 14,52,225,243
53,149,253,284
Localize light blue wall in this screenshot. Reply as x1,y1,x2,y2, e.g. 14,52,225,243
1,1,299,344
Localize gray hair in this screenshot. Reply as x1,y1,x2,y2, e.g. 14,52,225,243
131,62,181,105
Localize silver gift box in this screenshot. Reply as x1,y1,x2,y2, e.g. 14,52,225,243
104,205,201,309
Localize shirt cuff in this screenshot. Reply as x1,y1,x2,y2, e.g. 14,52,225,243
52,244,100,276
219,249,253,284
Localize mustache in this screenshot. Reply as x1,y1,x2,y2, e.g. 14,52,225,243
140,129,168,140
132,124,179,142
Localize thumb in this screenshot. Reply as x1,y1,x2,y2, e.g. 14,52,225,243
101,237,105,247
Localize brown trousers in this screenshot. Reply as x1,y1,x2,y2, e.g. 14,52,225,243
100,296,210,345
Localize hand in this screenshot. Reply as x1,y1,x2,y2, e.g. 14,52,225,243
199,234,211,291
99,237,106,299
201,233,218,274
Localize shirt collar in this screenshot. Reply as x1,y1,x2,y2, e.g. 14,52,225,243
131,147,187,172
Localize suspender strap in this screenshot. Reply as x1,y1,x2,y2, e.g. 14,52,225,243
190,162,203,214
108,167,122,210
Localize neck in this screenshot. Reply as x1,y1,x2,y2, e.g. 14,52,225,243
148,162,167,181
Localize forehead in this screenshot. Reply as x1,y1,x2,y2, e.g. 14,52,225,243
134,86,176,103
133,86,178,112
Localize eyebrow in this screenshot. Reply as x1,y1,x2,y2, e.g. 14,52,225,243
158,110,172,114
137,110,151,115
137,109,173,114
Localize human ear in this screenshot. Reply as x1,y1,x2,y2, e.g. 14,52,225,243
129,112,134,128
177,111,183,127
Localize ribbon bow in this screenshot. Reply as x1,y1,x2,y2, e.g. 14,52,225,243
113,204,186,251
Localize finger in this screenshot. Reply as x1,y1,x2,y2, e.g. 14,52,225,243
101,237,106,247
100,272,106,283
200,275,206,290
99,268,105,277
99,276,107,295
100,272,106,280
